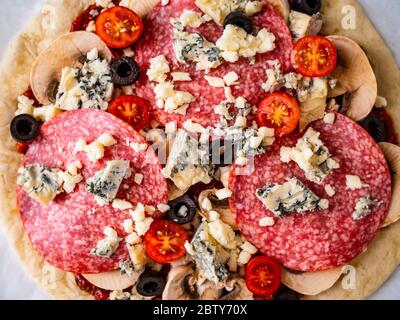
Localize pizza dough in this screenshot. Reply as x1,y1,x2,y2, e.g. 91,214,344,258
0,0,399,299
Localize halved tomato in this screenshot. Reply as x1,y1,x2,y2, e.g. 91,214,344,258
144,220,189,264
96,6,143,49
292,36,337,78
108,95,150,130
256,92,300,137
245,256,282,297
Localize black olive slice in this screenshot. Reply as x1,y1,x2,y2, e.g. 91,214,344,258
136,272,166,297
223,11,253,34
166,195,196,225
10,114,40,143
110,56,141,86
359,114,387,143
291,0,321,15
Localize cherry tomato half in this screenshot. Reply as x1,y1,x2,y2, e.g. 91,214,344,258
96,6,143,49
245,256,282,297
292,36,337,78
108,95,150,130
256,92,300,137
144,220,189,264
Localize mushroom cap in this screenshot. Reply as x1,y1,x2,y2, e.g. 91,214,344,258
299,97,327,131
168,181,187,201
220,278,254,300
267,0,290,22
82,270,140,291
327,35,377,122
282,267,343,296
162,265,194,300
379,142,400,227
30,31,113,105
198,189,238,230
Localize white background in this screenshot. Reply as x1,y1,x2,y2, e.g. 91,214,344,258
0,0,399,300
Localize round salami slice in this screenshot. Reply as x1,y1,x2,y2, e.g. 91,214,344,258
134,0,293,128
18,110,168,274
229,114,391,271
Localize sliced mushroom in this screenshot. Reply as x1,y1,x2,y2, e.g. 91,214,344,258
162,265,197,300
168,181,187,201
268,0,290,22
327,35,377,122
282,267,343,296
82,270,140,291
198,189,238,230
379,142,400,227
299,97,327,131
126,0,159,17
197,281,223,300
30,31,113,105
221,279,254,300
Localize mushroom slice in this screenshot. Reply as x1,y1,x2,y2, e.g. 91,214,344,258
268,0,290,22
326,35,377,122
198,189,238,230
221,278,254,300
82,270,139,291
197,281,223,300
162,265,197,300
168,181,187,201
282,267,342,296
30,31,113,105
126,0,159,17
379,142,400,227
299,97,327,131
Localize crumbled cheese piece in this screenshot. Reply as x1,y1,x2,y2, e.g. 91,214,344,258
215,102,233,120
209,210,220,221
280,128,340,183
171,72,192,82
112,199,133,210
184,241,195,255
147,55,170,83
375,96,388,108
352,195,373,220
215,188,232,200
201,197,213,211
126,232,142,245
224,86,236,103
323,113,336,125
134,173,144,185
67,161,82,176
289,11,323,41
96,0,114,8
182,119,208,134
236,156,249,166
241,241,257,255
32,104,62,122
73,138,87,155
84,141,105,162
17,164,63,204
15,95,34,116
250,135,264,149
234,116,247,128
325,184,336,197
259,216,275,227
195,0,262,25
216,25,275,63
97,133,117,147
218,166,231,189
208,219,236,249
123,47,135,58
58,171,83,193
127,243,148,266
165,121,177,135
237,251,252,265
131,203,145,222
318,199,330,210
178,9,206,28
157,203,170,213
154,81,196,115
135,217,154,236
204,75,225,87
346,175,368,190
123,219,134,234
91,227,120,258
223,72,239,86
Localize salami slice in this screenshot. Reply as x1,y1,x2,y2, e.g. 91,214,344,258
229,114,391,271
134,0,293,128
18,110,168,274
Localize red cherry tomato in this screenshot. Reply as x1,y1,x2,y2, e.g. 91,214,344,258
96,6,143,48
144,220,189,264
292,36,337,78
245,256,282,297
256,92,300,137
16,142,29,154
70,4,102,32
108,95,150,130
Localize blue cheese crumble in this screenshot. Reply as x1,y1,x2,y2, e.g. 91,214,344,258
91,227,120,258
256,178,329,217
352,195,374,220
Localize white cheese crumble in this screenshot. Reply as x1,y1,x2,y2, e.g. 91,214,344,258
259,216,275,227
324,184,336,197
58,170,83,194
84,141,105,162
237,250,252,265
346,175,368,190
223,71,239,86
130,203,145,222
157,203,170,213
178,9,211,28
171,72,192,82
280,128,340,183
216,25,275,63
215,188,232,200
204,75,225,87
323,113,336,124
201,197,213,211
208,219,236,249
112,199,134,210
97,133,117,147
147,55,170,83
126,232,142,245
352,195,373,220
135,217,154,236
123,219,134,234
91,227,120,258
240,241,257,254
134,173,144,185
